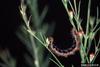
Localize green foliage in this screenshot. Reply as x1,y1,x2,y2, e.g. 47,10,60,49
0,0,100,67
17,0,63,67
62,0,100,63
0,50,16,67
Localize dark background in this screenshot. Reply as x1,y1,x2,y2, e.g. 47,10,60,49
0,0,100,67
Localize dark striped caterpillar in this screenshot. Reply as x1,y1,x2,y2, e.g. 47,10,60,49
47,28,84,58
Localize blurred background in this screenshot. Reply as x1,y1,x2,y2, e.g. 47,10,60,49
0,0,100,67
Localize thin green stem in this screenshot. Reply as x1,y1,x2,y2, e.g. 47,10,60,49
68,0,75,14
87,38,92,54
92,22,100,32
81,43,89,63
30,36,40,67
74,0,77,15
49,58,61,67
80,36,89,63
77,0,81,20
27,29,64,67
97,39,100,48
96,7,99,24
39,32,46,44
47,48,64,67
86,0,91,35
84,36,88,50
80,37,86,63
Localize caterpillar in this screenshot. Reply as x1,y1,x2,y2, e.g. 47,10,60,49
47,28,84,58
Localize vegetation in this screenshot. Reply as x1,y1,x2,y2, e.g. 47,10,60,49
0,0,100,67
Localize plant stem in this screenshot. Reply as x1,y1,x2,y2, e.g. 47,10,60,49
30,36,40,67
86,0,91,35
27,30,64,67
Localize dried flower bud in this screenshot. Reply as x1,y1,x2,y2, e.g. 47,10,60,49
46,38,50,45
34,60,39,67
90,53,95,62
68,11,73,19
46,36,54,45
76,28,84,37
77,31,84,38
